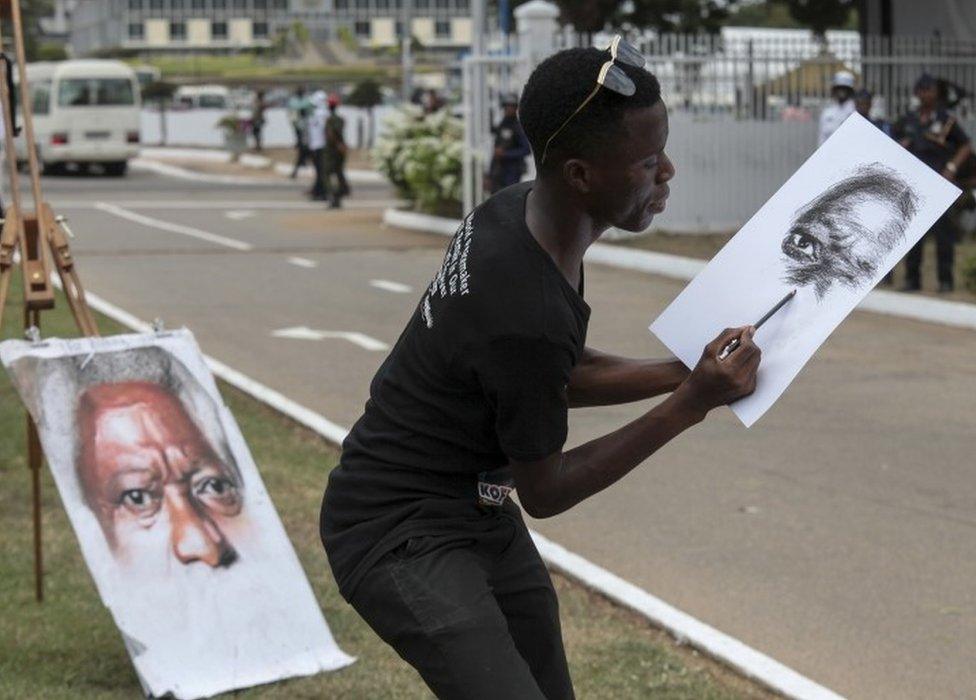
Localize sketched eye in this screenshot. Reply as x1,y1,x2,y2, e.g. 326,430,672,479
119,488,161,516
194,475,242,514
783,232,820,262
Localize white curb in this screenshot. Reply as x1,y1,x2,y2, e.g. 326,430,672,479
383,208,976,332
134,147,382,186
61,282,845,700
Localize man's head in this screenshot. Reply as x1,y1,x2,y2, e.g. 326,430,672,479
518,46,674,232
831,71,855,104
854,88,872,118
501,93,518,119
77,380,242,568
781,164,919,299
915,73,939,109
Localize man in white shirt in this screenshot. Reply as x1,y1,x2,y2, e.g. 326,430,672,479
817,70,856,145
306,90,327,201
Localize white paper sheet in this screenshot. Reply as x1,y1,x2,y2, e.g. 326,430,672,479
650,113,961,426
0,329,354,699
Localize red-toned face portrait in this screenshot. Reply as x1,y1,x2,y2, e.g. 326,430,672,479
76,381,243,568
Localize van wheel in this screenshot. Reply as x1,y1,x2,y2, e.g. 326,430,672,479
41,161,65,176
105,161,128,177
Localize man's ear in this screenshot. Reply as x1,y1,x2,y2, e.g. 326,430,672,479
562,158,594,195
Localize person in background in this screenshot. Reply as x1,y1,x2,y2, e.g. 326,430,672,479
854,89,893,137
306,90,328,201
251,89,267,152
288,87,311,179
488,93,531,194
322,93,350,209
895,73,972,293
818,71,856,145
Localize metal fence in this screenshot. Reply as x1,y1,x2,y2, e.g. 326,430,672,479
462,30,976,232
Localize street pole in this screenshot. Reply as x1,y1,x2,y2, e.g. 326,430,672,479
471,0,486,205
401,0,413,102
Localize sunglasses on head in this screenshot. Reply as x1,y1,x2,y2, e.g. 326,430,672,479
540,35,647,166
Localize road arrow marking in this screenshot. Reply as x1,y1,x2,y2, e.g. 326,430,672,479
288,257,319,268
272,326,389,351
370,279,413,293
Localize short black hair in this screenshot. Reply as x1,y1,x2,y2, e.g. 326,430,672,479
519,47,662,174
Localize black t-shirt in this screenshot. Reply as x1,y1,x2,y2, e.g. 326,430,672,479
895,108,970,172
321,181,590,600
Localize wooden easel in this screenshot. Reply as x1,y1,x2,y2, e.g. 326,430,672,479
0,0,98,602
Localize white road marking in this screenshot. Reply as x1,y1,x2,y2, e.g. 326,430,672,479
288,257,319,269
66,282,843,700
272,326,390,351
370,279,413,294
224,210,256,221
93,202,253,251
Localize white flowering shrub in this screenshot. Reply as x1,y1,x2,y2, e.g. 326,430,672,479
374,106,463,217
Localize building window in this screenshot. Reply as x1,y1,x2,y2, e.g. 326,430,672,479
253,0,267,9
170,21,186,40
128,22,145,39
192,0,206,10
455,0,468,8
376,0,389,9
335,0,347,9
354,20,369,37
395,21,403,38
212,20,228,39
253,21,269,37
171,0,184,9
272,0,287,8
213,0,226,7
233,0,247,8
435,0,447,8
415,0,428,7
128,0,142,9
434,20,449,38
149,0,163,10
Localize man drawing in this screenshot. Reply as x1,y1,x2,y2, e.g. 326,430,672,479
321,41,762,698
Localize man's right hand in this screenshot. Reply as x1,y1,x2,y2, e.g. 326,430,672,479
673,326,761,416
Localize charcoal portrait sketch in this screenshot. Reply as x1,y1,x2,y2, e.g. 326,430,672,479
0,330,353,699
781,163,921,300
651,114,961,427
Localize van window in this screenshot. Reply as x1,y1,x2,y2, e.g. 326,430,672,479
197,94,226,109
58,78,136,107
32,80,51,115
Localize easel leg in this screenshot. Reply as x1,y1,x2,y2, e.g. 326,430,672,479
25,306,43,603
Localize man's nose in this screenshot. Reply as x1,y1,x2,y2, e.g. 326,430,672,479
658,152,675,183
166,489,237,568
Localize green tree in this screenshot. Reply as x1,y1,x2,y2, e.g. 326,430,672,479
775,0,857,38
15,0,55,61
726,1,803,28
36,43,68,61
347,78,384,147
624,0,740,33
141,80,177,145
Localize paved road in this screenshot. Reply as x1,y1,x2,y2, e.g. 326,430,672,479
31,168,976,699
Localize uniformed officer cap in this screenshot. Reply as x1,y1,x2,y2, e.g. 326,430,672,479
914,73,937,91
500,92,519,106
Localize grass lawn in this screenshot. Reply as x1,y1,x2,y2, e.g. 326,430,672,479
0,278,773,699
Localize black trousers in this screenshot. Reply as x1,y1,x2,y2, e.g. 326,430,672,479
349,515,575,699
905,211,956,286
322,154,350,206
310,148,325,199
292,125,309,176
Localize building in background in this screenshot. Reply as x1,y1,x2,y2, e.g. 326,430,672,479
70,0,472,56
40,0,79,41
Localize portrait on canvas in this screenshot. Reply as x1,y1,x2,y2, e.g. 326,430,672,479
0,330,352,700
650,114,960,427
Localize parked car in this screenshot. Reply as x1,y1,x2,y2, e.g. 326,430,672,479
174,84,229,110
15,59,141,176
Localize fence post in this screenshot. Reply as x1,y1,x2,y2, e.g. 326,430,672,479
514,0,559,87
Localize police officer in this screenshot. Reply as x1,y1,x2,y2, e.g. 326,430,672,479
818,71,856,145
488,93,531,194
323,93,350,209
854,89,893,137
895,73,972,292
